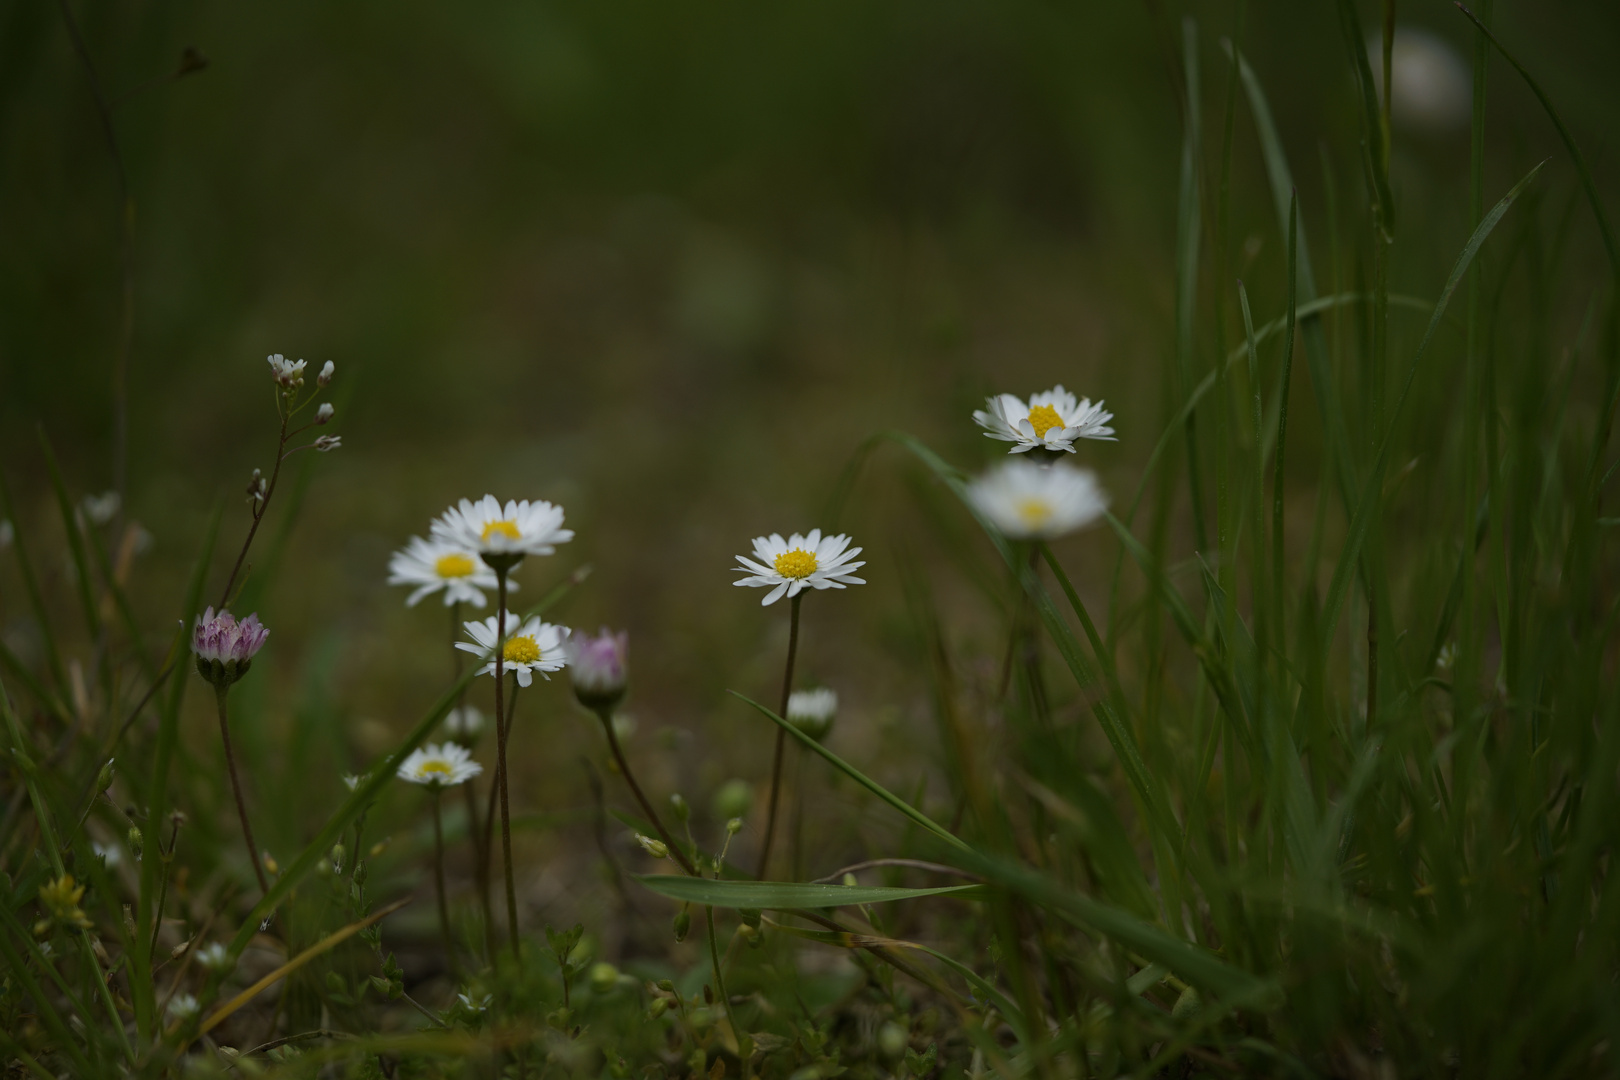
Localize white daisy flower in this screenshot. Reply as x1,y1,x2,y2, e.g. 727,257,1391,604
786,687,837,742
967,459,1109,540
430,495,574,567
456,613,570,687
733,530,867,606
972,385,1115,454
398,742,484,788
387,536,502,608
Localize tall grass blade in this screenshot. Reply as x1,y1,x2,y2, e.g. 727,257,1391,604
636,876,984,908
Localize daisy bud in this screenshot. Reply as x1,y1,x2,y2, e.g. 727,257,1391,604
566,628,629,711
318,360,335,387
315,402,335,425
786,687,837,743
635,834,669,860
192,607,270,690
314,435,341,452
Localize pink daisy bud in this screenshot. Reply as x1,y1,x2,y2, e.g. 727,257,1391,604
192,607,269,689
566,628,629,710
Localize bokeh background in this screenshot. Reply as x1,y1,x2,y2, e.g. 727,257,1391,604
4,0,1618,936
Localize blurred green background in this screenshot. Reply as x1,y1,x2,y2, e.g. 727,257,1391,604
3,0,1618,903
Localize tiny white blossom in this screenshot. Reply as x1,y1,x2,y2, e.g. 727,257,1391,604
314,435,341,452
398,743,483,788
166,993,200,1021
196,942,234,972
315,403,335,424
267,354,306,387
318,360,335,386
81,492,121,526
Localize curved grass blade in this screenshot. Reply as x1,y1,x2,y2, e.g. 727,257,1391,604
637,875,984,909
1320,162,1545,649
728,689,969,853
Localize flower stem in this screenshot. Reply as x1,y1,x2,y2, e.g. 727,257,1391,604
756,593,802,879
595,707,697,876
218,410,288,609
214,685,270,895
432,790,457,979
706,904,753,1072
492,571,521,963
451,600,497,965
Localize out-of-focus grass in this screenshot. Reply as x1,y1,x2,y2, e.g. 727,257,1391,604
5,0,1620,1075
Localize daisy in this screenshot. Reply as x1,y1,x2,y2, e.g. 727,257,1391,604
387,535,502,608
192,608,269,688
968,459,1109,540
456,613,570,687
973,385,1115,454
733,530,866,606
786,687,837,742
431,495,573,568
398,742,484,788
566,628,629,709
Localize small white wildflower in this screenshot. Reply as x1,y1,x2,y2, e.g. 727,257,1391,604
314,435,341,452
733,530,866,606
397,743,483,788
431,495,574,565
196,942,233,972
166,993,200,1021
317,360,335,387
267,354,306,387
968,459,1109,540
342,772,365,792
457,992,491,1013
1437,643,1457,671
91,841,122,868
315,403,335,425
457,614,569,687
973,385,1115,454
81,491,121,526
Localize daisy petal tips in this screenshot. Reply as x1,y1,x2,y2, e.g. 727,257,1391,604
967,459,1108,540
972,385,1116,454
456,612,570,687
387,536,502,608
430,495,574,564
733,529,866,606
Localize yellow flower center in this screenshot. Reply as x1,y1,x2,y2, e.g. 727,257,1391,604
1027,404,1065,439
435,553,476,578
503,635,541,664
420,760,453,776
1016,498,1054,529
482,519,522,542
774,548,819,580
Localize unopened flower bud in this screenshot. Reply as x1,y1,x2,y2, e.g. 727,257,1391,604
726,817,743,836
672,910,691,942
649,997,670,1018
566,628,629,711
635,834,669,860
786,687,837,743
589,962,620,993
95,758,116,793
314,435,341,452
315,403,334,425
317,360,335,387
670,793,689,823
192,608,269,690
128,826,144,861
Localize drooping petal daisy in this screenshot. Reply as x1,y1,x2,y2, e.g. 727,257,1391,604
972,385,1116,454
430,495,574,565
456,613,570,687
786,687,837,742
387,536,502,608
733,529,867,606
398,742,484,787
968,459,1109,540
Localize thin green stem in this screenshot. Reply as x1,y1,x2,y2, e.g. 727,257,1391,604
215,684,270,895
432,790,457,979
492,570,520,962
596,705,698,877
756,592,802,879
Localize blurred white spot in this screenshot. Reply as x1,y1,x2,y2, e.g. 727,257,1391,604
1367,28,1472,134
82,491,121,526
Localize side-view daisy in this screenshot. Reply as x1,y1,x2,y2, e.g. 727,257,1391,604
456,613,570,686
398,743,484,787
968,459,1109,540
973,385,1115,454
387,535,502,607
733,529,866,606
431,495,573,567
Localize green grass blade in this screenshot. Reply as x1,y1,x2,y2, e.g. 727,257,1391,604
728,689,970,853
1455,3,1619,276
636,876,984,908
1333,0,1395,235
1273,192,1298,636
1176,17,1210,552
37,429,102,642
1320,161,1545,649
0,468,71,701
